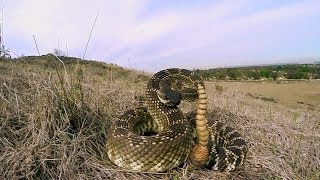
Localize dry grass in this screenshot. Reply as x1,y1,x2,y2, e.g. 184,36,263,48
206,82,320,180
213,81,320,110
0,58,319,179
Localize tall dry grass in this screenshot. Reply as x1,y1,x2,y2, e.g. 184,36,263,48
0,58,319,179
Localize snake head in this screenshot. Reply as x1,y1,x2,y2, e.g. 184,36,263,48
157,79,181,107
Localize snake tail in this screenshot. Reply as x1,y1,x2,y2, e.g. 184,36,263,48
188,83,210,168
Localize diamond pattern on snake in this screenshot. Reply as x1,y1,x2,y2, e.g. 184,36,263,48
106,68,247,172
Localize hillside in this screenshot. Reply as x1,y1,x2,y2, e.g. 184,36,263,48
0,56,319,179
5,54,149,82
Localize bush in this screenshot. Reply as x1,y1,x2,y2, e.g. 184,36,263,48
0,45,11,60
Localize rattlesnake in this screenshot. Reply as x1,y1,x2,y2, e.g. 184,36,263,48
106,68,247,172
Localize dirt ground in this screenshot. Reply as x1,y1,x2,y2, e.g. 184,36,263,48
206,80,320,110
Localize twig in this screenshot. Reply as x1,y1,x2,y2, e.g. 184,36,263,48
82,7,101,60
33,34,40,56
0,0,5,48
65,43,69,56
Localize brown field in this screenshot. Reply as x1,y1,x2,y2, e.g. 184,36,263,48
0,58,319,179
206,80,320,110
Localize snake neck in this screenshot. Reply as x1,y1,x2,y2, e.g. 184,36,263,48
145,68,204,133
145,68,210,168
145,88,181,132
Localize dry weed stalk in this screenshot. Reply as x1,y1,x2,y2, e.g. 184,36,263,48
0,59,319,179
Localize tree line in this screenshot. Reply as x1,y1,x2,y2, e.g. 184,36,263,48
195,64,320,80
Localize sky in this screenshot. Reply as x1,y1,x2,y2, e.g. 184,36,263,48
2,0,320,72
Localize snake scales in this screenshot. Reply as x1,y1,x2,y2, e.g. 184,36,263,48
106,68,247,172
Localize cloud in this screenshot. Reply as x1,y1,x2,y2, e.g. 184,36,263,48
3,0,320,71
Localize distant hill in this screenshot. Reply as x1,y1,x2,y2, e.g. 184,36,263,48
3,53,149,82
195,64,320,81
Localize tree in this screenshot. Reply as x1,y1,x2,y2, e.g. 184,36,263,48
53,48,66,57
271,71,278,80
317,71,320,79
217,72,227,80
259,69,271,78
247,70,261,80
0,45,11,60
286,70,303,79
227,69,240,80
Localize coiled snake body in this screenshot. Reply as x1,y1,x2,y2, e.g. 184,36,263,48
106,68,247,172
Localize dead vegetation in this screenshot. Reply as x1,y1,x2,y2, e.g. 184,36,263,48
0,57,319,179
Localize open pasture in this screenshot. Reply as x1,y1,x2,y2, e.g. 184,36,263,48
206,80,320,111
